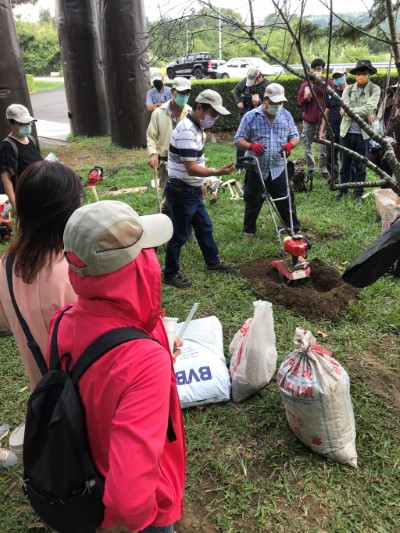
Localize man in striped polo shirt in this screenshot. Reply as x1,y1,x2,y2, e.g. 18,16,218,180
163,90,236,289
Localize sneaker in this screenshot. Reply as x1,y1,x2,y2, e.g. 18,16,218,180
0,329,12,338
334,191,348,201
0,447,19,469
163,273,192,288
206,261,236,272
321,171,330,181
0,425,10,442
242,232,255,242
187,232,197,243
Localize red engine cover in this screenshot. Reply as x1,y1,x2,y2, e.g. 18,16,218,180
283,237,308,257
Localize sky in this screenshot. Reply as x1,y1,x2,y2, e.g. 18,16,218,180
13,0,370,23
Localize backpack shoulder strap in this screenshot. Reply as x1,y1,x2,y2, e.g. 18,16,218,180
49,305,73,371
27,135,38,149
3,137,18,159
5,253,48,376
70,328,160,384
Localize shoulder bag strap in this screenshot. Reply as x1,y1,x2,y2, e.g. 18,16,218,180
5,253,48,376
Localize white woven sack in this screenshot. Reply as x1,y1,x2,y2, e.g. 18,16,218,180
174,316,230,408
229,300,277,402
277,328,358,468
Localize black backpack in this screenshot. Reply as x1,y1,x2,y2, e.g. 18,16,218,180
23,308,157,533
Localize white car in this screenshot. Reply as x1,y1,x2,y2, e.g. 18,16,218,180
216,57,284,79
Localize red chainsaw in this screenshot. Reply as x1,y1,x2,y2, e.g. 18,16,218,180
86,166,117,187
240,153,311,281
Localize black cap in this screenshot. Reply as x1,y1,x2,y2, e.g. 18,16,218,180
349,60,377,75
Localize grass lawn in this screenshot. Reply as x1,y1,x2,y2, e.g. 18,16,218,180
0,135,399,532
32,80,65,92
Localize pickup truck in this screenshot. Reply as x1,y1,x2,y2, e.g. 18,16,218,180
166,53,225,80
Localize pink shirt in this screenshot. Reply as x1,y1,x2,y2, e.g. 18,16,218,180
0,253,77,389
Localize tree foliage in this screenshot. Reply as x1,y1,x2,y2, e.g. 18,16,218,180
15,19,61,75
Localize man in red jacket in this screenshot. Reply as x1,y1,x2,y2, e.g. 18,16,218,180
297,58,333,182
48,200,186,533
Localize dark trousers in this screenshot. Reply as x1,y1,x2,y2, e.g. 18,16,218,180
340,133,370,196
326,132,340,183
164,179,220,277
243,168,301,235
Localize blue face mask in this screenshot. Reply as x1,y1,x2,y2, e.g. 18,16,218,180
334,77,345,87
267,104,283,116
18,124,32,137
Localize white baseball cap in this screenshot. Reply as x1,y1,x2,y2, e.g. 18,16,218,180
246,68,261,87
264,83,287,103
172,77,191,92
195,89,230,115
6,104,36,124
332,66,347,76
64,201,173,277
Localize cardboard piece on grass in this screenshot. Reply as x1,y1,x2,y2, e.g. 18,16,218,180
174,316,230,408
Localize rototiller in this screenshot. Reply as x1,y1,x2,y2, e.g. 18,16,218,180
240,153,311,281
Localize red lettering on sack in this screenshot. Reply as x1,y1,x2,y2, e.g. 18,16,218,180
311,437,322,445
286,410,303,437
296,386,314,398
301,367,313,380
330,360,342,375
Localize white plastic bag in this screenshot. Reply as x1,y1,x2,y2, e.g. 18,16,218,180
229,300,277,403
277,328,358,468
174,316,230,408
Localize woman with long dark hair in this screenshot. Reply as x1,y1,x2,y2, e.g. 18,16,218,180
0,160,84,389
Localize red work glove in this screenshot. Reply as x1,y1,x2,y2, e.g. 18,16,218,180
249,143,265,155
280,142,294,158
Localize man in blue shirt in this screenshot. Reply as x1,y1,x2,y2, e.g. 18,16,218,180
146,69,172,113
234,83,301,238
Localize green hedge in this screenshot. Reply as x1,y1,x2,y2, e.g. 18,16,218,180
167,72,398,132
26,74,35,93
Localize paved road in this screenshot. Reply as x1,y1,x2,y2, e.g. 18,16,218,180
31,87,68,123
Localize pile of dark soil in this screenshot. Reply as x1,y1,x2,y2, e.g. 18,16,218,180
239,257,358,321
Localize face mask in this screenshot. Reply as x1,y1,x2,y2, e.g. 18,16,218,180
153,80,163,91
175,93,189,106
200,114,217,129
334,77,345,86
356,74,369,86
267,104,283,116
18,124,32,136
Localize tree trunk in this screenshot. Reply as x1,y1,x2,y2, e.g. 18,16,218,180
99,0,150,148
0,0,37,142
57,0,109,136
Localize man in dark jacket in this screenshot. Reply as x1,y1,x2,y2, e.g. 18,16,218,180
319,67,348,183
297,58,333,181
233,68,270,171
